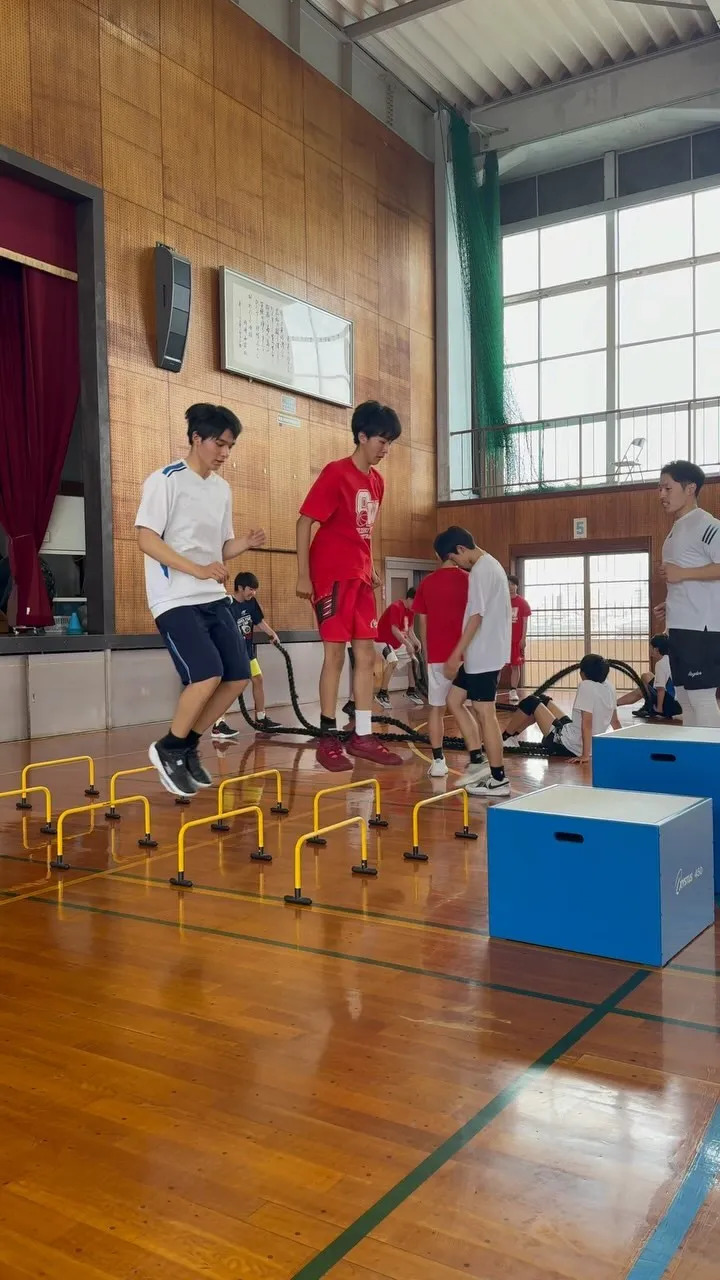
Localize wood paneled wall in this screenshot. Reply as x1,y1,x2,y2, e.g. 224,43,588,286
441,479,720,611
0,0,436,633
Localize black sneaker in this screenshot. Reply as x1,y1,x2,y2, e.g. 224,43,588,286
342,700,356,716
185,747,213,788
257,716,282,731
407,689,424,706
374,692,391,710
632,707,651,718
211,719,239,740
149,742,198,798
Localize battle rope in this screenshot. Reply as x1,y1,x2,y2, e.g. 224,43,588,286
237,646,651,756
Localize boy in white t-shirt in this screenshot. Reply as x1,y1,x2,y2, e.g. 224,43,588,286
441,526,512,797
135,403,265,799
503,653,620,764
617,634,682,720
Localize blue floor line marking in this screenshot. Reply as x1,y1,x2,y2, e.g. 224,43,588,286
625,1102,720,1278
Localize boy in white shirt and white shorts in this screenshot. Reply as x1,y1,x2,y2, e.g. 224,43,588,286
503,653,621,764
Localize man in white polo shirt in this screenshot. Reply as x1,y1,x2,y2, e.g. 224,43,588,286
658,459,720,728
135,403,265,797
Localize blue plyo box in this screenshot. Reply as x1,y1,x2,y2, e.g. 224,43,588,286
487,784,713,966
593,726,720,884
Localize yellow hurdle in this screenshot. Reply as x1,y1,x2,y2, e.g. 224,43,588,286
210,769,288,832
18,755,99,810
404,788,479,863
307,778,387,847
105,765,155,819
0,785,56,834
170,805,267,888
284,816,375,907
53,795,157,870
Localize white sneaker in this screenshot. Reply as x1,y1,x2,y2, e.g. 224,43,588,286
508,689,520,705
457,759,491,787
427,757,449,778
503,735,522,749
467,776,511,798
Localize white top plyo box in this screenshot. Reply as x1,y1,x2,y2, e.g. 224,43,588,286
606,726,720,745
498,784,706,825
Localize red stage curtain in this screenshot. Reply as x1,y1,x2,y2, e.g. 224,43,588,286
0,259,79,627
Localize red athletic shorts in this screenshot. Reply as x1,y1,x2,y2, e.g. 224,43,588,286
313,579,377,643
511,641,525,667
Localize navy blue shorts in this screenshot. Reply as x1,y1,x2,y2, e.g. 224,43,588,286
156,599,251,686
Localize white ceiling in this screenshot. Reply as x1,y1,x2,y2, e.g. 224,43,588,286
312,0,718,108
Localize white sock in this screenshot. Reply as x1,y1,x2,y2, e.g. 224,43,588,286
685,687,720,729
256,711,266,720
355,710,372,736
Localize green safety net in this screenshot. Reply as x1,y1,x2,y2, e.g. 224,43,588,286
447,109,536,492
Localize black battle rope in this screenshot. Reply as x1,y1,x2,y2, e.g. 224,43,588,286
237,647,650,756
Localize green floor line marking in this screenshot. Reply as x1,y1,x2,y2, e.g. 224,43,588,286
670,962,720,977
614,1007,720,1036
288,969,651,1280
23,893,598,1011
113,870,489,937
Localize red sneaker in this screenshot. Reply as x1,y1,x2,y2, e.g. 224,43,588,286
316,736,353,772
346,733,403,766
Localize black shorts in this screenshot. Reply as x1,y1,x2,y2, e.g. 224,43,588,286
453,666,500,703
156,599,251,686
668,628,720,691
541,716,575,758
648,679,682,719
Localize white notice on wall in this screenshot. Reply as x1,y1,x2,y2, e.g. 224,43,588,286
573,517,588,540
219,267,353,407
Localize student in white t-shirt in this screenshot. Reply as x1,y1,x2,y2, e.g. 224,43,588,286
617,633,682,720
135,403,265,800
657,459,720,728
440,526,512,797
503,653,620,764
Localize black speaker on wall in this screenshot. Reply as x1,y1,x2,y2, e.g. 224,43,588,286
154,243,191,372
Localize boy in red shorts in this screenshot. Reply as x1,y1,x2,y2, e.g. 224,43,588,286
296,401,404,772
508,574,532,704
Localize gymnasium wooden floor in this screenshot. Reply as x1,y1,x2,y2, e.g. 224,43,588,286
0,700,718,1280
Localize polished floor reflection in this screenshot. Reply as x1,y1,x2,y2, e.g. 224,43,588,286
0,704,717,1279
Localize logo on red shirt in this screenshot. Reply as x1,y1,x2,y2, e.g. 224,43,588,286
356,490,379,540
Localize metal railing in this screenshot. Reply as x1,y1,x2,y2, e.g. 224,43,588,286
446,395,720,501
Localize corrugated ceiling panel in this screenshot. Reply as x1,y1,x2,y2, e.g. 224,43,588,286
312,0,716,105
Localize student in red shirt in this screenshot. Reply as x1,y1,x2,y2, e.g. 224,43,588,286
296,401,404,772
375,590,423,710
413,538,487,784
508,574,532,705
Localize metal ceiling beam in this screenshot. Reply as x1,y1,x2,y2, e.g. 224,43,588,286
611,1,710,11
344,0,467,42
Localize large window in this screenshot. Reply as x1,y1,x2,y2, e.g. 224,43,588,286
499,185,720,487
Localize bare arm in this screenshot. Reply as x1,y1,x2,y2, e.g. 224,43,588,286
136,527,225,583
258,619,279,643
222,529,266,561
611,710,621,731
661,562,720,583
296,514,315,599
416,612,427,660
569,709,594,765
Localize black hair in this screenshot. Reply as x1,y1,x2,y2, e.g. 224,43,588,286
186,403,241,444
433,526,476,561
507,574,519,587
660,459,705,495
579,653,610,683
234,571,259,591
351,401,402,445
406,587,416,600
650,633,670,655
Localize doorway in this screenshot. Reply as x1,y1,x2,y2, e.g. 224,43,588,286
383,557,436,605
519,551,650,691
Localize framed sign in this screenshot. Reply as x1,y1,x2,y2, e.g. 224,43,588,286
219,267,353,407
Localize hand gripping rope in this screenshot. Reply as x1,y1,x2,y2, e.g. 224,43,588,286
237,645,651,757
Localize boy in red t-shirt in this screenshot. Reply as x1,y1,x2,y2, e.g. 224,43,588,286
413,540,486,784
508,574,532,704
296,402,404,772
375,590,423,709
